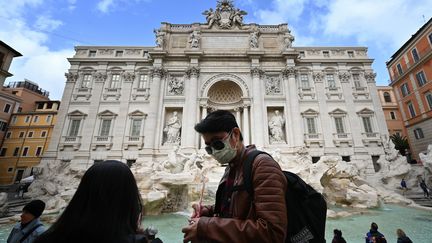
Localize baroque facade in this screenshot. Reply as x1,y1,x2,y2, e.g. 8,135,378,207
42,0,388,174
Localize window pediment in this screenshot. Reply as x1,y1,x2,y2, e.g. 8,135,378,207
357,108,374,116
98,110,117,117
129,110,147,117
301,109,319,116
68,110,87,117
329,108,346,115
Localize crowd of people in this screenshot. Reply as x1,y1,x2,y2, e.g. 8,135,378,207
4,110,427,243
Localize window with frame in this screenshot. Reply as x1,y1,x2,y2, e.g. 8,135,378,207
82,74,92,88
99,119,112,136
35,147,43,156
41,131,47,138
88,50,96,57
0,121,7,131
397,64,403,75
426,92,432,110
416,71,427,87
22,147,29,156
401,83,410,97
33,116,39,123
68,119,81,137
28,131,33,138
326,74,336,88
25,116,30,123
383,92,392,102
11,116,17,124
13,147,19,156
19,132,25,138
414,128,424,139
0,148,6,157
334,117,345,134
7,167,13,173
46,103,53,109
407,102,416,118
412,48,420,62
300,74,310,89
5,132,11,139
362,117,373,133
46,115,52,123
130,118,142,137
115,51,123,57
138,74,148,89
37,103,44,109
390,111,396,120
352,73,361,88
110,74,121,89
306,117,316,134
3,104,11,113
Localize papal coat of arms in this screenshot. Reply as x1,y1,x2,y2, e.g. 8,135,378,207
202,0,247,29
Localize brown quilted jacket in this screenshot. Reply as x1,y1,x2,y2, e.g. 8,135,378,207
197,145,287,243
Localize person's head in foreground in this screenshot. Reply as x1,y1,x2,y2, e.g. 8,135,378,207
21,200,46,224
35,160,143,243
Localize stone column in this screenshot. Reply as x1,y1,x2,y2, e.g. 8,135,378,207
243,105,250,145
251,67,265,147
235,107,241,129
283,66,303,147
200,105,208,149
144,67,165,149
183,67,200,149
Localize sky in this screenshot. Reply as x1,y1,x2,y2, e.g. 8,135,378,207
0,0,431,100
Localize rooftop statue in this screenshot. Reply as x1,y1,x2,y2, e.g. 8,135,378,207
202,0,247,29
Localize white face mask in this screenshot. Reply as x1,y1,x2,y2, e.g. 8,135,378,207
210,132,237,164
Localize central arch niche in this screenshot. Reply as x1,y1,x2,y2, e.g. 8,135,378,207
207,80,243,107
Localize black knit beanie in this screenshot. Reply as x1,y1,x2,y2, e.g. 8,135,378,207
23,200,45,218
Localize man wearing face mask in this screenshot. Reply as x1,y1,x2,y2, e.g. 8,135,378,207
182,110,287,243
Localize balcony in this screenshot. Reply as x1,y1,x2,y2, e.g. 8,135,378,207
103,88,121,100
333,133,353,147
304,133,324,147
123,136,144,150
59,136,82,151
132,88,150,101
91,136,113,150
362,132,382,146
325,86,343,100
298,87,316,100
352,86,369,99
72,87,92,101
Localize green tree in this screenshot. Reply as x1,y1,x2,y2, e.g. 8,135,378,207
390,133,410,156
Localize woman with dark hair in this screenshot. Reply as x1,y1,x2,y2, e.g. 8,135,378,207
332,229,347,243
34,160,160,243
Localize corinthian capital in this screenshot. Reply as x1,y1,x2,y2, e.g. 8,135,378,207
364,72,376,83
122,72,136,82
151,67,167,78
282,66,296,78
186,66,200,78
251,67,264,78
65,72,78,82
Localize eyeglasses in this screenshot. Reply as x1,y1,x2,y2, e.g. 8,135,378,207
205,131,232,155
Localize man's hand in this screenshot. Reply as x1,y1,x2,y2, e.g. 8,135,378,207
191,203,202,218
182,217,200,243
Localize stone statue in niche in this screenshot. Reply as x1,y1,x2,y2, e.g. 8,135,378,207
164,111,182,145
188,30,201,49
250,31,259,49
265,76,281,95
154,29,165,48
268,110,285,143
284,30,295,49
168,76,184,95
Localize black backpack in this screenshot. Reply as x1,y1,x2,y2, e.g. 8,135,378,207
241,150,327,243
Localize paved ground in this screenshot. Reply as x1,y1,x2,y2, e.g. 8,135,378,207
405,190,432,207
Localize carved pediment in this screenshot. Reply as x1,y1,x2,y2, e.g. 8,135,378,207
357,108,374,115
301,109,319,115
98,110,117,117
68,110,87,117
129,110,147,117
329,108,347,115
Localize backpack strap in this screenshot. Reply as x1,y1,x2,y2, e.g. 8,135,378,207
20,223,43,243
240,150,271,197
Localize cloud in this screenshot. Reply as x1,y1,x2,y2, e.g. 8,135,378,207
97,0,114,13
255,0,308,24
34,15,63,31
320,0,432,48
67,0,77,10
0,0,74,100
